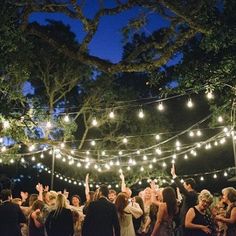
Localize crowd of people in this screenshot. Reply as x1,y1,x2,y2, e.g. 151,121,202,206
0,164,236,236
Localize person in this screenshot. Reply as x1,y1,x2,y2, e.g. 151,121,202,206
108,189,117,203
185,189,215,236
151,186,178,236
82,184,120,236
115,192,143,236
215,187,236,236
45,193,74,236
0,189,26,236
171,164,198,235
28,200,45,236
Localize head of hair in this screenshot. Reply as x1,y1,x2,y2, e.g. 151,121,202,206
109,189,117,195
56,193,67,209
31,200,44,211
134,196,145,220
29,194,39,207
115,192,129,220
198,189,213,205
222,187,236,203
185,178,196,189
72,195,81,203
99,185,109,198
0,189,12,201
162,187,177,217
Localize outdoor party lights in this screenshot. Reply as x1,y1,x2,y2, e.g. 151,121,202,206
101,151,106,156
64,115,70,123
127,166,131,171
136,150,141,154
29,145,35,152
143,155,147,161
155,148,162,155
200,176,204,181
175,140,181,147
187,98,194,108
46,121,52,129
60,142,65,148
140,166,144,171
206,92,214,100
162,162,167,167
40,153,44,159
3,120,10,129
118,151,123,155
90,140,96,146
152,157,157,163
77,162,81,167
91,118,98,126
196,130,202,136
224,171,228,177
109,111,115,119
116,160,120,166
138,109,144,119
217,116,223,123
155,134,161,140
213,174,217,179
1,146,6,152
123,137,128,144
189,131,194,137
157,102,164,111
149,164,153,169
184,154,188,159
0,137,3,143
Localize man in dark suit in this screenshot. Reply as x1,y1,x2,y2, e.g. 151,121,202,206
0,189,26,236
82,184,120,236
171,164,198,236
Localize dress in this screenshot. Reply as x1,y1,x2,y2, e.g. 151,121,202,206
225,203,236,236
155,215,174,236
119,203,143,236
184,207,215,236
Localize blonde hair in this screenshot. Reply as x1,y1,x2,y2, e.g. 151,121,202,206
198,189,213,204
222,187,236,202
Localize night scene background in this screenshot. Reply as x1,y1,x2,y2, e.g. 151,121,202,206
0,0,236,201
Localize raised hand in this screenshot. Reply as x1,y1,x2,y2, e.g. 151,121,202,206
63,189,69,199
119,171,124,181
171,163,176,177
36,183,43,193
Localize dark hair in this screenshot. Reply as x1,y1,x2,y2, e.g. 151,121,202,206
109,189,117,195
31,200,44,211
99,185,109,198
0,189,12,201
162,187,177,217
185,178,196,189
115,192,129,220
72,195,81,202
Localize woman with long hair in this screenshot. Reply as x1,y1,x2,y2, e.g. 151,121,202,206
45,193,74,236
151,187,178,236
115,192,143,236
215,187,236,236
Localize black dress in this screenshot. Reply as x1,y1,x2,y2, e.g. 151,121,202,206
45,207,74,236
28,213,45,236
184,207,215,236
225,203,236,236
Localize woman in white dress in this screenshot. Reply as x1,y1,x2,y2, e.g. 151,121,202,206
115,192,143,236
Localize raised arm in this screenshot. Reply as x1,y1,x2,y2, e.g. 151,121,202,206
119,171,126,192
85,173,90,201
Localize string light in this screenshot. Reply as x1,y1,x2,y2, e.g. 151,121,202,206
206,92,214,100
92,118,98,126
138,109,144,119
218,116,223,123
187,98,194,108
157,102,164,111
64,115,70,123
109,111,115,119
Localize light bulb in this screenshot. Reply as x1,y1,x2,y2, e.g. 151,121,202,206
123,138,128,144
206,92,214,100
138,110,144,118
157,102,164,111
109,111,115,119
187,99,193,108
64,115,70,122
92,118,98,126
218,116,223,123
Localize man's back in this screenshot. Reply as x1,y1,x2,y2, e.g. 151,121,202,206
0,201,26,236
82,197,120,236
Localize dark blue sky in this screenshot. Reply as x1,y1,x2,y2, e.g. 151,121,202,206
29,4,171,63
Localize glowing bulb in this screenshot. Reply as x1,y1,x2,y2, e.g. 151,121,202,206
118,151,123,155
187,99,193,108
86,151,90,155
0,137,3,143
31,156,35,161
224,172,228,177
3,120,10,129
162,162,166,167
127,166,131,171
213,174,217,179
196,130,202,136
40,153,44,159
60,142,65,148
184,154,188,159
46,121,52,128
155,148,162,155
155,134,160,140
29,145,35,151
92,118,98,126
157,102,164,111
149,164,153,169
143,155,147,161
136,150,140,154
101,151,106,156
138,110,144,118
140,166,144,171
206,92,214,100
90,140,96,146
1,146,6,152
200,176,204,181
176,140,181,147
64,115,70,122
123,138,128,144
217,116,223,123
189,131,194,137
109,111,115,119
152,158,157,163
77,162,81,167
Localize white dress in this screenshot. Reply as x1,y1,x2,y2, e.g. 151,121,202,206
118,202,143,236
